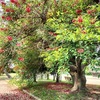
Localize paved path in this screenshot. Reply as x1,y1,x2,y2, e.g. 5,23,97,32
0,77,35,100
86,76,100,85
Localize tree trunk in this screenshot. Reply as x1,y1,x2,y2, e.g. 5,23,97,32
4,69,12,79
47,73,49,80
56,73,60,83
41,73,43,79
33,73,37,82
71,71,87,92
70,58,87,92
70,72,74,85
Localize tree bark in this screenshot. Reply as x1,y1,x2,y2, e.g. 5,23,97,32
56,73,60,83
70,59,87,92
33,73,37,82
71,71,87,92
47,73,49,80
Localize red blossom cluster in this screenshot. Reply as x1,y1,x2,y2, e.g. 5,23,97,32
7,36,13,41
78,16,83,23
2,16,12,21
6,16,12,21
0,28,8,31
87,9,96,15
6,8,14,12
10,0,20,7
76,9,82,15
26,6,31,13
72,19,76,23
0,48,4,53
16,43,21,47
2,16,5,19
49,32,57,36
77,48,84,53
10,0,18,4
18,57,24,61
1,2,6,6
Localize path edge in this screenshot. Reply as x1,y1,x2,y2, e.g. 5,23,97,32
23,89,41,100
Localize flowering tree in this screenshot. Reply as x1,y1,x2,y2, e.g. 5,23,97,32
0,0,100,92
0,0,50,77
42,0,100,92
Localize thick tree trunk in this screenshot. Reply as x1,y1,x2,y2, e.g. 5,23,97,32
70,58,87,92
4,69,12,79
56,73,60,83
70,72,74,85
71,71,86,92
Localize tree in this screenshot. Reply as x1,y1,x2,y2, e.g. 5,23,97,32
0,0,49,77
0,0,100,93
42,0,100,92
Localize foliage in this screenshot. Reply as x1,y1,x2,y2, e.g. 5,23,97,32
0,0,47,74
41,0,100,73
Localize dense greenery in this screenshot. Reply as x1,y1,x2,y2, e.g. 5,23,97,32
0,0,100,92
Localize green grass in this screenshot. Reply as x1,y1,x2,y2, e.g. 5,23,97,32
26,81,85,100
9,76,86,100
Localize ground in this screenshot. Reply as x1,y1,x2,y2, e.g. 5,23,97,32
0,74,100,100
0,76,35,100
45,82,100,99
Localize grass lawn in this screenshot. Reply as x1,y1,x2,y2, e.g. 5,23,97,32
22,81,86,100
22,80,100,100
9,76,100,100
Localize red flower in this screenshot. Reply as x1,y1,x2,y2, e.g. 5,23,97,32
87,10,92,15
72,19,76,23
6,16,12,21
2,16,5,19
53,33,57,36
1,2,6,6
78,16,83,23
16,43,21,46
7,36,13,41
77,48,84,53
18,57,24,61
6,9,11,12
0,28,8,31
76,9,82,14
0,48,4,53
26,7,31,13
10,0,18,3
6,8,14,12
49,32,57,36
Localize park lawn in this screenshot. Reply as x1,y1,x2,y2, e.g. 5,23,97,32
9,77,100,100
23,81,86,100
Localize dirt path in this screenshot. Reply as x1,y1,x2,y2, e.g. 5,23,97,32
0,77,35,100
